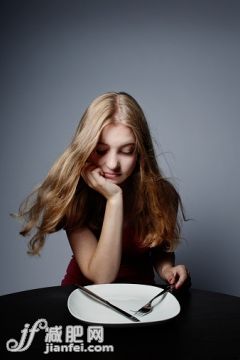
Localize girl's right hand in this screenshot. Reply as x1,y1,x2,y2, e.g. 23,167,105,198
82,164,122,200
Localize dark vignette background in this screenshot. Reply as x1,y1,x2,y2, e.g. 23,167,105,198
1,0,240,296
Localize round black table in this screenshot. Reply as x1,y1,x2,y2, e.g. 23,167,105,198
0,285,239,359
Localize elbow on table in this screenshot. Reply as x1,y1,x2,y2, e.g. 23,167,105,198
90,273,117,285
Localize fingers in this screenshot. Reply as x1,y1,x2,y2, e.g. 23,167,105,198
174,265,189,289
81,163,103,188
165,265,190,290
164,270,176,285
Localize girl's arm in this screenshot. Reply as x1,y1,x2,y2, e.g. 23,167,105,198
152,248,190,289
68,166,123,284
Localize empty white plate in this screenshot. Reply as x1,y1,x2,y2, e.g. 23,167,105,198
67,283,180,326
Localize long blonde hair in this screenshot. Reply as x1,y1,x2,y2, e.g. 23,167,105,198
17,92,185,255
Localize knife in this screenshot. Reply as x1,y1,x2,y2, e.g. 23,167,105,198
75,284,140,322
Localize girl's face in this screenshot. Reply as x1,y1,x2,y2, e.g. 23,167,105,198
89,123,137,185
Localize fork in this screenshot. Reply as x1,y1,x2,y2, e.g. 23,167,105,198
134,284,175,316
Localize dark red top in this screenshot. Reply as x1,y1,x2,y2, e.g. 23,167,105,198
61,226,155,286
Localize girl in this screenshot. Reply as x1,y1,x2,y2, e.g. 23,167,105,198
18,92,190,289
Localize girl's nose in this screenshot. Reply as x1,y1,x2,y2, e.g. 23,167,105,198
105,152,120,170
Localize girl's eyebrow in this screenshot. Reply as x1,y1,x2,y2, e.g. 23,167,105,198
97,142,135,147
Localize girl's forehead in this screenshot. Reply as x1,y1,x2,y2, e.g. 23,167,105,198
99,123,135,144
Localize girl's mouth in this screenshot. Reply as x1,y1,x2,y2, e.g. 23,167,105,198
103,172,121,179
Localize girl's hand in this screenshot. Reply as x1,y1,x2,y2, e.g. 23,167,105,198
82,163,122,200
162,264,190,290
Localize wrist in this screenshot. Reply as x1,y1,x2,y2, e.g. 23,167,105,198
107,190,123,204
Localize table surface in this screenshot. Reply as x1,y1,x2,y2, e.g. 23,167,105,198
0,285,240,359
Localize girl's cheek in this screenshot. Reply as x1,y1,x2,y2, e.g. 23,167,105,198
88,153,99,164
128,155,137,167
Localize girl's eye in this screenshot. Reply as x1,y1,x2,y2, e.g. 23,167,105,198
95,149,107,155
121,150,134,155
95,146,135,155
120,147,135,155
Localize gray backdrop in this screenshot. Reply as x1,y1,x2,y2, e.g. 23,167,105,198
1,0,240,296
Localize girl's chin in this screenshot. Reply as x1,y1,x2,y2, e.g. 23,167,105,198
105,177,125,185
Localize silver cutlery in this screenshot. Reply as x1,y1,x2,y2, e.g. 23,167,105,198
133,284,174,316
76,284,140,322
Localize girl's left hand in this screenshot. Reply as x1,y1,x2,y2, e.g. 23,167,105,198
162,265,190,290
